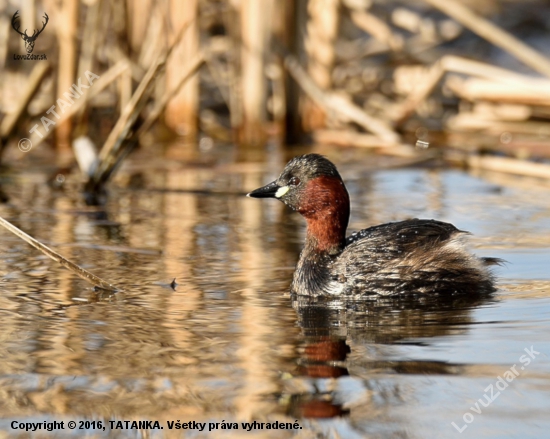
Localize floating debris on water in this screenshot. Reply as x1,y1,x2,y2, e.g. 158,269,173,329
170,278,178,290
415,140,430,149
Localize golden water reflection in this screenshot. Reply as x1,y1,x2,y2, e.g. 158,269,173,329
1,149,550,438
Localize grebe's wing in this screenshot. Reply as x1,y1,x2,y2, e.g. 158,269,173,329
345,219,463,254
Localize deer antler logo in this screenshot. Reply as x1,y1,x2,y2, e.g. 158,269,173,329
11,10,49,54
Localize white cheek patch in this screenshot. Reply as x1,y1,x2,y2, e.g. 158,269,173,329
275,186,290,198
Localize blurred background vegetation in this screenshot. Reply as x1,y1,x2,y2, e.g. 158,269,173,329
1,0,550,203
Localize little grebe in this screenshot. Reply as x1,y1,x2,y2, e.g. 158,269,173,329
248,154,499,296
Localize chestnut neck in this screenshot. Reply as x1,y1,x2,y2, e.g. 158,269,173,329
298,175,350,255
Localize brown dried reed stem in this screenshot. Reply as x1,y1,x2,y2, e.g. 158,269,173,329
0,216,118,291
424,0,550,78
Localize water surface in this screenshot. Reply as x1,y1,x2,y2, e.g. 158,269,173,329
0,147,549,438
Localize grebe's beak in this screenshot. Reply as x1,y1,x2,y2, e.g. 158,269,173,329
247,180,284,198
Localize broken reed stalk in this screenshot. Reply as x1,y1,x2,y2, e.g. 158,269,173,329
88,55,165,191
55,0,79,149
87,53,203,190
313,129,433,159
448,153,550,180
137,53,205,137
87,17,197,192
392,55,550,126
440,56,542,84
393,61,444,125
424,0,550,78
75,0,102,122
0,62,51,141
350,9,402,51
314,129,402,148
283,53,399,143
165,0,200,138
0,216,118,291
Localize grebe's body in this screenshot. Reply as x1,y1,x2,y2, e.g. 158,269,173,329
248,154,498,297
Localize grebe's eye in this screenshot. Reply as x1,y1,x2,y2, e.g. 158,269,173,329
289,176,301,186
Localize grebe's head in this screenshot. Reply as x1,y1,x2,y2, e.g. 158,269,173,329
247,154,342,211
247,154,345,210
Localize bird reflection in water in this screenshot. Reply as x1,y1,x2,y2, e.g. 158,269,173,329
286,290,496,420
